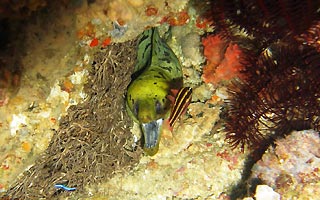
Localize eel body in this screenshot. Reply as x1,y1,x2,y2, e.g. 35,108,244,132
126,27,183,156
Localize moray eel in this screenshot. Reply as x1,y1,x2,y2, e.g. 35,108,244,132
126,27,183,156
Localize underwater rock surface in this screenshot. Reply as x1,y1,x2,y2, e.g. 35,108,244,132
250,130,320,199
1,0,319,199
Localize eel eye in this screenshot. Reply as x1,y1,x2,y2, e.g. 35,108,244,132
155,100,162,114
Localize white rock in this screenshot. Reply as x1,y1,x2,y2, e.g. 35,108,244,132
10,114,27,136
255,185,280,200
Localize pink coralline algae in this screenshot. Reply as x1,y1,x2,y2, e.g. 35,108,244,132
249,129,320,198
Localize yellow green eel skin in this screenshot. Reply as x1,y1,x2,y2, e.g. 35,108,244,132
126,27,183,156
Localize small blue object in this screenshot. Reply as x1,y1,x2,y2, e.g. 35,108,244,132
54,184,76,191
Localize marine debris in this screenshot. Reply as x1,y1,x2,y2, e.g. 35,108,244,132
54,184,76,192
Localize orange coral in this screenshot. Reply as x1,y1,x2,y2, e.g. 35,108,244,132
161,11,189,26
202,35,227,66
21,142,31,152
89,38,99,47
202,34,244,84
101,37,112,47
77,22,96,39
145,5,158,16
196,16,213,29
62,79,74,93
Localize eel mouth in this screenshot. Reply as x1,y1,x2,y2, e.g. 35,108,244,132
141,118,163,156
